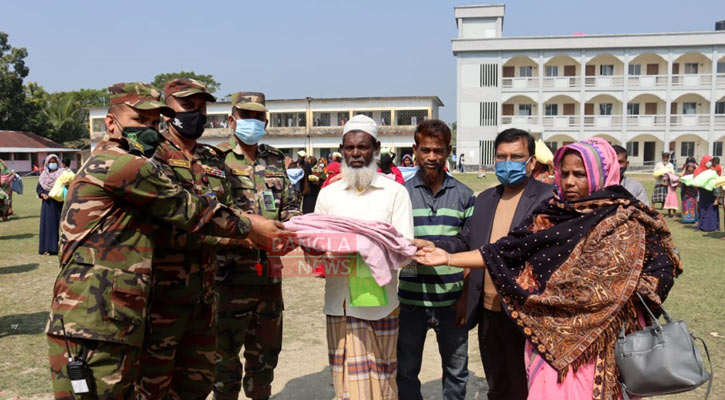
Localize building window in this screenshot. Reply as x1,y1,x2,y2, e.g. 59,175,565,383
545,141,558,152
599,103,613,115
628,64,641,76
480,102,497,126
379,111,391,126
684,63,698,74
627,141,639,157
397,110,428,126
681,142,695,157
545,104,558,116
627,103,640,115
715,102,725,114
545,66,558,77
600,65,614,76
91,118,106,133
718,62,725,74
518,104,532,116
480,64,498,87
0,153,11,161
271,112,306,128
714,142,723,157
519,66,533,77
313,112,330,126
480,140,495,165
682,102,697,115
13,152,29,160
336,112,349,126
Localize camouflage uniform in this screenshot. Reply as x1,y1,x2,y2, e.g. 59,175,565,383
213,92,301,400
46,83,252,400
136,77,236,400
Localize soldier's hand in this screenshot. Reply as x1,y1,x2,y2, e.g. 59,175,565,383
246,214,295,251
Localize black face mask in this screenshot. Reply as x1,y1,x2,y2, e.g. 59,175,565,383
171,110,207,140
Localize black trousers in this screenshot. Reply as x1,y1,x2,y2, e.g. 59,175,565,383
478,307,528,400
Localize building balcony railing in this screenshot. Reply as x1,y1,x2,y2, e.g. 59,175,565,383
627,75,668,88
669,114,710,129
501,115,539,125
502,77,539,90
584,75,624,89
715,115,725,128
626,115,667,129
716,74,725,88
543,115,580,129
542,77,580,90
671,74,712,87
583,115,623,129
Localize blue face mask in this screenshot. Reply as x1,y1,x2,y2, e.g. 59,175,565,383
495,158,530,187
234,119,266,145
48,162,58,171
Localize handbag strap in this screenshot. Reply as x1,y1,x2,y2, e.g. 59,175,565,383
635,292,673,325
694,335,713,400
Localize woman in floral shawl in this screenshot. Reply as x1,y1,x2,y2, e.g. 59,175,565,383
416,137,682,400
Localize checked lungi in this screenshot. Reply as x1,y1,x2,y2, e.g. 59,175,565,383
326,310,399,400
652,183,668,204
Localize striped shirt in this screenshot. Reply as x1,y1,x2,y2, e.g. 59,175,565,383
399,172,475,307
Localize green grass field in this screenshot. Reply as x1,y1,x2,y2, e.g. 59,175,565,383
0,175,722,399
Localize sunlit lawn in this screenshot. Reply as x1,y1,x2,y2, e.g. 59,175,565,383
0,175,722,399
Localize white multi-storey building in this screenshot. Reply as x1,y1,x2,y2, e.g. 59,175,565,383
89,96,442,161
454,4,725,168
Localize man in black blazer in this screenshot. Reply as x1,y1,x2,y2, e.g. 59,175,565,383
436,129,553,400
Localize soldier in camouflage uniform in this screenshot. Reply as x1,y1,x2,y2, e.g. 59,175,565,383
136,78,232,399
213,92,302,400
45,83,285,400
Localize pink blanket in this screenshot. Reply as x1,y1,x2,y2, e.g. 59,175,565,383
283,213,416,286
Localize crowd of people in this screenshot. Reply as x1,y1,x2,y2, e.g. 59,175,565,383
650,151,724,237
31,78,706,400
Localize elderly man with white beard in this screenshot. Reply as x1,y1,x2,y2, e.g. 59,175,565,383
314,114,414,400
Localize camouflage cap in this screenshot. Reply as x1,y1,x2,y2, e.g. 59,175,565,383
231,91,267,112
109,82,175,117
164,78,216,103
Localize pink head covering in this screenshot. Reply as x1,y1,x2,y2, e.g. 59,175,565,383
553,137,620,198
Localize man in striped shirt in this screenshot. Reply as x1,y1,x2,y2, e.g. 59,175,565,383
397,120,475,400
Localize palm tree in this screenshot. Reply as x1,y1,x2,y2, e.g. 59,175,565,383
42,97,83,142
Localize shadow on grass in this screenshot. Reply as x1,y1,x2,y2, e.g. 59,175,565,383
0,233,37,241
272,367,335,399
0,263,39,275
0,311,48,337
704,231,725,239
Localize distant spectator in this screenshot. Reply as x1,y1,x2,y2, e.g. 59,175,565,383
63,159,71,171
378,151,404,184
37,154,64,255
652,152,673,208
401,154,414,167
612,145,649,206
0,159,16,221
458,153,465,172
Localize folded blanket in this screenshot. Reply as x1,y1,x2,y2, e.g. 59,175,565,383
283,213,416,286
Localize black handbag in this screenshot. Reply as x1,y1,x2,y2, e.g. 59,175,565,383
615,293,713,399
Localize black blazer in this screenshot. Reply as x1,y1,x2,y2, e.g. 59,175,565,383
436,178,554,330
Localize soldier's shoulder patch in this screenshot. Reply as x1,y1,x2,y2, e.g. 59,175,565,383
169,159,191,169
259,144,284,158
204,166,226,178
198,143,222,156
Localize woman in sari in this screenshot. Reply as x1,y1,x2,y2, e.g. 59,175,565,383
416,137,681,400
0,159,16,221
36,154,64,255
680,158,698,223
693,155,720,232
662,171,679,217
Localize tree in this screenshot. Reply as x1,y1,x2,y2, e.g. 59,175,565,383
151,71,221,94
42,97,85,143
0,32,30,130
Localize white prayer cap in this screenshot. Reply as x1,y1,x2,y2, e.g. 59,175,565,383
343,114,378,139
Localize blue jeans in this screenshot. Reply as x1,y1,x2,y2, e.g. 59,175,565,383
396,303,469,400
